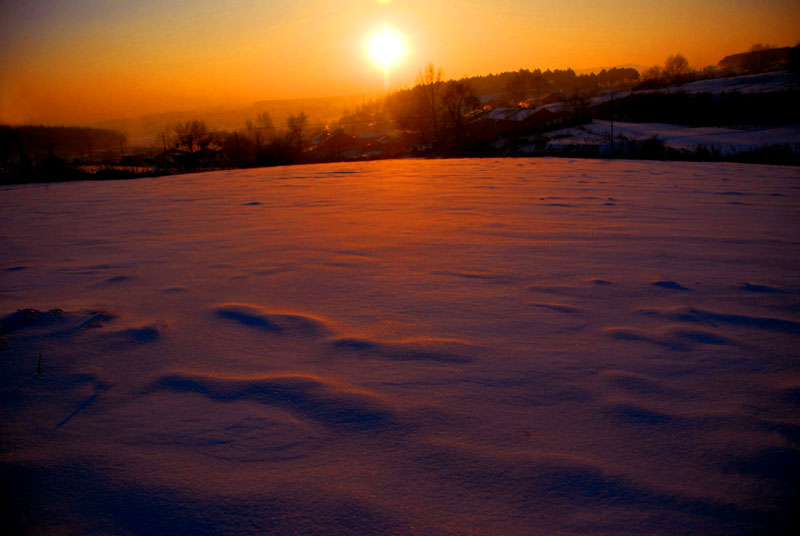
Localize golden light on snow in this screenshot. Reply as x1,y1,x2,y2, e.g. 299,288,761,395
365,27,407,90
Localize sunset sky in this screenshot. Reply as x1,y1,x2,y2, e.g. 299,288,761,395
1,0,797,125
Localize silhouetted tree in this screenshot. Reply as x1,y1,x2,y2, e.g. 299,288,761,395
544,68,578,94
244,119,260,154
415,63,444,144
745,43,776,73
506,70,531,105
642,66,663,81
255,111,276,140
157,125,174,152
529,72,553,105
286,112,308,154
0,125,125,167
174,120,212,152
386,88,422,138
441,80,480,153
664,53,690,83
701,65,719,79
504,69,552,106
244,111,275,158
597,67,640,88
335,98,391,137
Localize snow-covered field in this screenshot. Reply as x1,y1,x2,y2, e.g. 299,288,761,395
1,158,799,535
662,71,797,95
540,121,800,156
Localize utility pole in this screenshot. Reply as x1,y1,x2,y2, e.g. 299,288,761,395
234,131,241,168
610,92,615,156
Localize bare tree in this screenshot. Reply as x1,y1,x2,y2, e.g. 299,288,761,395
441,80,480,152
244,111,275,155
255,111,276,140
664,53,690,83
158,125,174,152
174,120,212,152
416,63,444,143
245,119,259,151
642,65,663,81
286,112,308,153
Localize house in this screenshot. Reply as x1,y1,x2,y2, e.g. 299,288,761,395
154,147,222,170
468,106,559,139
311,130,331,147
541,92,566,105
154,148,191,169
312,129,361,161
361,129,420,158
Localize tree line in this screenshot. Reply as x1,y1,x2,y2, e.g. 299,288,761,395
0,125,126,164
0,125,129,182
160,110,310,170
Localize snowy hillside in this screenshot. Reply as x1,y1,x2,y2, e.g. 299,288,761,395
539,121,800,156
658,71,797,95
1,158,799,535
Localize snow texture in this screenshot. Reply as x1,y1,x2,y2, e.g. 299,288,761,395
1,158,799,535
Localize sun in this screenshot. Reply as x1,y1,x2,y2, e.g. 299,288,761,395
365,27,407,71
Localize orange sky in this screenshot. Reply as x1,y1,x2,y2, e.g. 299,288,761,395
1,0,798,125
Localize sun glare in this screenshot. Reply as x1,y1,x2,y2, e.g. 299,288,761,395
366,28,407,72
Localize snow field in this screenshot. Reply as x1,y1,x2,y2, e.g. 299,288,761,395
1,158,799,535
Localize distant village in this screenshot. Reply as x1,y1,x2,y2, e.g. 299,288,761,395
2,45,798,184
